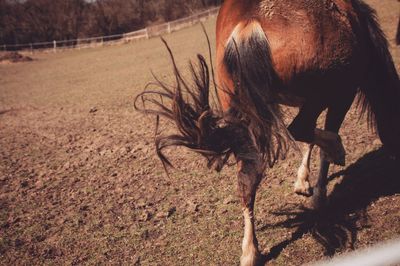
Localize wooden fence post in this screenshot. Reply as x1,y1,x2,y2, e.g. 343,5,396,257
30,43,33,54
2,44,6,51
53,40,56,53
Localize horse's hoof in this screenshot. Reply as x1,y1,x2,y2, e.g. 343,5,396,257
334,153,346,166
324,151,346,166
294,186,314,197
295,188,314,197
311,188,327,210
334,140,346,166
240,251,261,266
294,180,313,197
240,252,265,266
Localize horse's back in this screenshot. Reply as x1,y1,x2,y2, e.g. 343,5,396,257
217,0,369,100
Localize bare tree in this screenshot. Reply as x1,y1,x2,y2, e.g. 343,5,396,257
0,0,222,46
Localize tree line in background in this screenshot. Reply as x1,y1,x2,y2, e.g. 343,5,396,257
0,0,222,45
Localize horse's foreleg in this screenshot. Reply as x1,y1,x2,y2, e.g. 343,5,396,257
237,156,263,266
312,95,354,209
288,97,353,206
293,130,343,202
313,129,346,166
294,143,314,196
309,129,345,209
288,100,324,198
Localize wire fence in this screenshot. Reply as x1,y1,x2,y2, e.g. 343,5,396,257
1,7,219,53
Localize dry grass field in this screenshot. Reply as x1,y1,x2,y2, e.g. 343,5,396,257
0,1,399,265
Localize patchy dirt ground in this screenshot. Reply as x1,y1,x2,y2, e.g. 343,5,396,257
0,1,399,265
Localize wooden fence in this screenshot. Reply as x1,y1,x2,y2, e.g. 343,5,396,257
1,7,219,53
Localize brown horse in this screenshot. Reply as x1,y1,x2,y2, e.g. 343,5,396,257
136,0,400,265
397,16,400,45
397,0,400,45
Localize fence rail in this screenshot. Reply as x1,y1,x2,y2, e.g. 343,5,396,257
1,7,219,53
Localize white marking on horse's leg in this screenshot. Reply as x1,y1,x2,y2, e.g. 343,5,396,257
294,143,314,196
314,129,346,166
240,208,260,266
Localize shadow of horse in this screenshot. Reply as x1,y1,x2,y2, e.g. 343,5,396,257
259,147,399,262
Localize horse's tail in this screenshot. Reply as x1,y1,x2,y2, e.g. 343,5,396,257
222,20,293,166
135,37,238,173
353,0,400,157
135,22,293,173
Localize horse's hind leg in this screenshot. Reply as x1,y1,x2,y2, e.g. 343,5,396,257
238,156,263,266
312,95,354,209
231,125,264,266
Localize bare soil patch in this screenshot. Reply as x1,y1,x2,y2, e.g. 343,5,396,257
0,1,399,265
